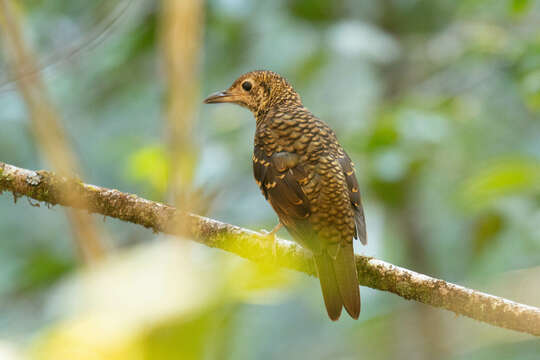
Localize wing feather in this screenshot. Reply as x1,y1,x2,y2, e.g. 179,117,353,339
339,153,367,245
253,145,314,243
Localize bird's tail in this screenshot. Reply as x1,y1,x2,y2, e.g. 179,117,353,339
314,244,360,321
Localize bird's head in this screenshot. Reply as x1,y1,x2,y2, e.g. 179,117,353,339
203,70,302,114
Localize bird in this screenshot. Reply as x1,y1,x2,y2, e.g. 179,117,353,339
203,70,367,320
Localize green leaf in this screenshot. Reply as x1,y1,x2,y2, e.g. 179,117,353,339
460,157,540,210
511,0,531,14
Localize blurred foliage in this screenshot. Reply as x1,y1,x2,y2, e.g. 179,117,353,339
460,157,540,210
470,210,505,257
14,246,75,294
0,0,540,359
127,145,169,198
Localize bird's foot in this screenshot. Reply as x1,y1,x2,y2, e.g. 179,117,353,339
259,222,283,262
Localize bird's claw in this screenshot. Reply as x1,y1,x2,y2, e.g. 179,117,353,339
259,229,278,260
259,223,282,262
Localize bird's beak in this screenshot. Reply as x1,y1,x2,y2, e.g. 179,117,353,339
203,90,236,104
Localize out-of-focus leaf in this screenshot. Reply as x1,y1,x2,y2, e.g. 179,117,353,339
466,23,509,53
511,0,531,14
294,48,329,86
15,248,73,293
127,145,169,195
142,310,216,360
524,90,540,112
379,0,457,34
287,0,344,23
29,240,223,360
370,178,407,209
460,158,540,210
30,316,146,360
521,70,540,112
226,260,298,304
471,211,505,256
366,115,400,152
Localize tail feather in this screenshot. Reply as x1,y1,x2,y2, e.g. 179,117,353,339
333,243,360,319
314,253,342,321
314,244,360,320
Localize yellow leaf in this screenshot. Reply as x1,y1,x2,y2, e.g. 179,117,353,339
127,146,169,193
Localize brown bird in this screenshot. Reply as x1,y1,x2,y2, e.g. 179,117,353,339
204,70,367,320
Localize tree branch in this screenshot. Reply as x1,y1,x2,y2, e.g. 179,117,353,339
1,161,539,336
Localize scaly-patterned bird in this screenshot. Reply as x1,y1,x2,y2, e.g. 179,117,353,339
204,70,367,320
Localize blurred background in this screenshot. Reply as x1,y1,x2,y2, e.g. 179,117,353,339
0,0,540,359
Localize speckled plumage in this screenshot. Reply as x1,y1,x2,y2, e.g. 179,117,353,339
204,70,367,320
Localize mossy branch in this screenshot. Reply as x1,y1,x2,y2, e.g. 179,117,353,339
1,161,539,336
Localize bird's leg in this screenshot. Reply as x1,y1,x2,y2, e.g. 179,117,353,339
260,222,283,259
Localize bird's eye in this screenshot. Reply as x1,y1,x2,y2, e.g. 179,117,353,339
241,81,252,91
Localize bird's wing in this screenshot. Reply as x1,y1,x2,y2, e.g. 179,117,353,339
253,144,321,249
338,152,367,245
253,145,310,220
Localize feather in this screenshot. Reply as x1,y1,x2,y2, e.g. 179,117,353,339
314,252,343,321
339,153,367,245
